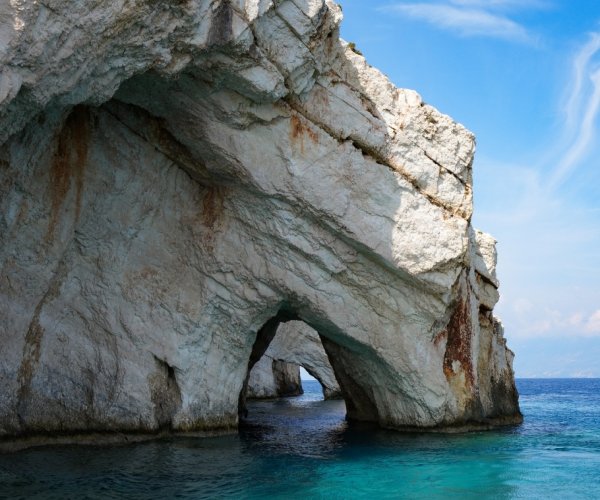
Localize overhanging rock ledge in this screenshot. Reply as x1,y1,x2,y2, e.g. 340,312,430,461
0,0,522,443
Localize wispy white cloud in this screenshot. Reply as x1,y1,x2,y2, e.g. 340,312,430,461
474,32,600,349
584,310,600,334
450,0,550,9
478,165,600,343
549,69,600,188
508,307,600,339
382,1,540,43
548,35,600,189
564,34,600,128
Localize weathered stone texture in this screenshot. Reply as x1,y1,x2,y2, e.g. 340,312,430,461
0,0,521,441
247,357,303,399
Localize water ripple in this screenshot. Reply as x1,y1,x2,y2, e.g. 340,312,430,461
1,379,600,498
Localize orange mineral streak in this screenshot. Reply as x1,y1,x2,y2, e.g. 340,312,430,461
201,186,226,230
45,106,89,244
441,296,474,387
289,114,319,155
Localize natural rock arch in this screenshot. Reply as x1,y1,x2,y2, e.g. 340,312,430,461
239,310,390,424
0,0,521,443
246,321,341,401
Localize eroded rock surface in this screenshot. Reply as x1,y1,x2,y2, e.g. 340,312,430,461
0,0,521,441
248,321,341,399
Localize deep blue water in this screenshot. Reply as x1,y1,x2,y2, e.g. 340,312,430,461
1,379,600,499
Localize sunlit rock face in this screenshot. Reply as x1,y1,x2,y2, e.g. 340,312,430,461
247,321,341,399
0,0,521,439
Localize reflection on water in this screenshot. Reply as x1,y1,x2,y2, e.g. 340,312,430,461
241,398,348,459
1,379,600,498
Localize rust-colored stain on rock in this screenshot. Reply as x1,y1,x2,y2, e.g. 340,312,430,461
201,186,226,230
45,106,89,243
15,315,45,423
290,114,319,154
200,186,227,251
15,261,68,426
433,329,447,347
441,297,474,387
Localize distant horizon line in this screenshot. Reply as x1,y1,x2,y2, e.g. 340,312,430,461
516,376,600,379
299,376,600,381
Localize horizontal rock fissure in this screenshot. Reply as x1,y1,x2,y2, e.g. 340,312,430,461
285,98,468,220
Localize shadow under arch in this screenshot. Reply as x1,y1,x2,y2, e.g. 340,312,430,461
238,307,299,419
238,303,383,426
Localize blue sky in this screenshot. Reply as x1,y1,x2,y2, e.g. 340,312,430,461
340,0,600,377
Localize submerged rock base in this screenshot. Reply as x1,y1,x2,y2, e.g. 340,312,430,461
0,0,521,444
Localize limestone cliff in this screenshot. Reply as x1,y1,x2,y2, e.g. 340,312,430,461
0,0,521,442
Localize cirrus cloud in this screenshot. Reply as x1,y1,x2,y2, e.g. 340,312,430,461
381,1,544,44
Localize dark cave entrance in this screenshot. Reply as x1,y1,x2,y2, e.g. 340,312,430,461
238,309,297,420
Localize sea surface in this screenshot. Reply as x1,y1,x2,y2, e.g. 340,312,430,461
1,378,600,499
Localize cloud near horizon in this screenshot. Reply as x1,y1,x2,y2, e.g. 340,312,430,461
506,306,600,339
381,1,543,43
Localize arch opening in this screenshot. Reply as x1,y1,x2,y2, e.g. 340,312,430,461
238,311,381,426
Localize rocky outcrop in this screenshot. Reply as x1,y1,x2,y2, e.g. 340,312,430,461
247,321,341,399
0,0,521,442
247,357,303,399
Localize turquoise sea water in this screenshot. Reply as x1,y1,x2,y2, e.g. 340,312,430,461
1,379,600,499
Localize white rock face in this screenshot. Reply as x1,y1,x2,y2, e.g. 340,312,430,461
0,0,521,440
247,357,303,399
247,321,341,399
